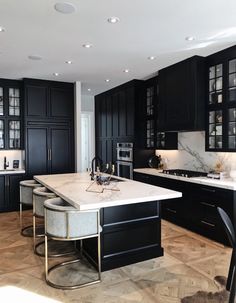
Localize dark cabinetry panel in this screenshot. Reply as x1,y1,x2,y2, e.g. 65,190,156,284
50,87,73,119
0,174,25,212
25,85,47,117
159,56,205,132
133,172,234,245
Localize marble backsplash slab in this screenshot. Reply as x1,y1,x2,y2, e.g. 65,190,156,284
156,131,236,173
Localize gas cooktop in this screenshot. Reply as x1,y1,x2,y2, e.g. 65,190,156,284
162,169,207,178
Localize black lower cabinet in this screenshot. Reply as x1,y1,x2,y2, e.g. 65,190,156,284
134,172,234,246
25,122,74,177
0,174,25,212
83,201,163,271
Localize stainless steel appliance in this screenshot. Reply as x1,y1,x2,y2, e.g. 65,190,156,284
117,143,133,179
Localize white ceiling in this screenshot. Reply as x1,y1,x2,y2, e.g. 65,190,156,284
1,0,236,95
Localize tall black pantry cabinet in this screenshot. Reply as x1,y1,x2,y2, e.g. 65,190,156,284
24,79,75,178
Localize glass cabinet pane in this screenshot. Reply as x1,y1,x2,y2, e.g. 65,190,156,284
0,120,4,148
146,119,154,148
146,87,154,116
208,110,223,149
228,108,236,149
9,120,20,148
0,87,3,116
228,59,236,102
156,132,165,148
9,88,20,116
208,64,223,104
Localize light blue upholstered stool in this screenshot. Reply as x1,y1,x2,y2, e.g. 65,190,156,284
19,180,42,236
33,187,56,256
44,197,102,289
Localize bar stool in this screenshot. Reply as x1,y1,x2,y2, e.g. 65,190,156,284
44,197,102,289
217,207,236,303
19,180,42,236
33,187,56,256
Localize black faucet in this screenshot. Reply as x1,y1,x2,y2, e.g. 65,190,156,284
90,157,103,180
4,156,9,170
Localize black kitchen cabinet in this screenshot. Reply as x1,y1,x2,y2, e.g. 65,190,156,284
133,172,234,245
24,78,74,121
0,79,23,149
206,45,236,152
0,174,25,212
143,77,178,149
158,56,205,132
95,80,154,171
25,122,74,177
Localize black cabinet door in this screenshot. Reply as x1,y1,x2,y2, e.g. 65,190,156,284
112,93,119,138
159,56,205,131
0,176,6,211
126,87,135,137
50,87,73,119
106,95,112,138
50,126,73,174
25,84,48,118
118,90,126,137
8,174,25,211
26,127,48,176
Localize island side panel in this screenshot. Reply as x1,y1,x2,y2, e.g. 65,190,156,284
83,200,163,271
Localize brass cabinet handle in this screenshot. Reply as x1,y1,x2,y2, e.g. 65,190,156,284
5,176,9,187
200,201,216,208
49,149,52,161
166,208,177,214
201,220,215,227
201,187,216,193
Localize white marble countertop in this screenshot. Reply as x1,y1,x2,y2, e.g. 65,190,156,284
34,173,182,210
134,168,236,191
0,169,25,175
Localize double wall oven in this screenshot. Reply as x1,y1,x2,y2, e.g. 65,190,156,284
116,142,133,179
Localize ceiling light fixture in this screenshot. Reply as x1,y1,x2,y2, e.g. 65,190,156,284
83,43,93,48
105,79,110,82
88,88,91,92
54,2,76,14
107,17,120,24
53,72,59,76
28,55,42,61
185,36,196,41
65,60,72,64
148,56,156,60
123,69,129,73
0,27,5,32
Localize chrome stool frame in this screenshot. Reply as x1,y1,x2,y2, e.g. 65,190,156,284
20,180,42,237
44,198,101,290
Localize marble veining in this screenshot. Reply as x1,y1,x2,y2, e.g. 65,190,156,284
34,173,182,210
156,131,236,173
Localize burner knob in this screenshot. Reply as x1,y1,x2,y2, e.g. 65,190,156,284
185,174,188,177
181,174,184,177
174,173,176,176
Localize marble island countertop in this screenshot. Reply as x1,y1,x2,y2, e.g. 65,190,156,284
134,168,236,191
34,173,182,210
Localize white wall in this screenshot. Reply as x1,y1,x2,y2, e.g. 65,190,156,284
156,131,236,173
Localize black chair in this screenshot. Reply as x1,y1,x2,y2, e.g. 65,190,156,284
217,207,236,303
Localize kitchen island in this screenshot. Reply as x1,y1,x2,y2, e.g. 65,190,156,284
35,173,181,271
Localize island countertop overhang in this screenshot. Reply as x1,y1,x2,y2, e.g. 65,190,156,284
34,173,182,211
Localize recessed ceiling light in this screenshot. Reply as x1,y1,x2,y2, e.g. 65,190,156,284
28,55,42,61
54,2,76,14
53,72,59,76
107,17,120,24
65,60,72,64
0,27,5,32
83,43,93,48
88,88,91,92
185,36,196,41
105,79,110,82
148,56,156,60
123,69,129,73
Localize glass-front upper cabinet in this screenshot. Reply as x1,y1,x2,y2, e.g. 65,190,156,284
206,46,236,152
146,86,155,148
0,80,22,149
9,88,20,116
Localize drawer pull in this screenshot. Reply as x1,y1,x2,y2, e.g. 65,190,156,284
200,202,216,208
201,220,215,227
166,208,177,214
201,187,216,193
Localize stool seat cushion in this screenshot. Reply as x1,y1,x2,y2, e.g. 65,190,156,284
33,187,56,217
20,180,42,205
44,198,100,239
